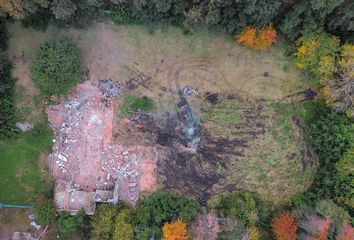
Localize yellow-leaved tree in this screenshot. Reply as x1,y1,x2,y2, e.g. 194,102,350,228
162,219,189,240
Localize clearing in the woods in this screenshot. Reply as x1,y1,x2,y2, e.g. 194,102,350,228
1,21,315,209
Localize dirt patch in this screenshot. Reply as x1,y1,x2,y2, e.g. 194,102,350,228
0,209,33,239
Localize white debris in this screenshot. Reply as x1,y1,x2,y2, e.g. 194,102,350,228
121,150,129,156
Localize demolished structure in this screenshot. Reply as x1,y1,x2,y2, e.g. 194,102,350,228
47,80,157,215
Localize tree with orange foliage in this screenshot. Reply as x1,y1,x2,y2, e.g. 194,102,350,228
272,212,297,240
337,222,354,240
307,218,331,240
236,25,276,51
162,219,189,240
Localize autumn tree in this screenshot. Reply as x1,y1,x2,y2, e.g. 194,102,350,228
0,0,25,19
272,212,297,240
337,222,354,240
189,212,220,240
236,25,276,51
293,32,340,85
162,219,189,240
298,213,331,240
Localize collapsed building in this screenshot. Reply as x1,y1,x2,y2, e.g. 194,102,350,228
47,80,157,215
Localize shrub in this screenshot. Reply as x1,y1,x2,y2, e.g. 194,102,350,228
33,198,56,225
113,209,134,240
272,212,297,240
57,209,86,235
247,226,260,240
121,95,155,116
236,25,276,51
138,191,199,228
214,191,270,226
91,204,117,240
136,227,161,240
111,3,142,25
30,37,83,96
162,219,189,240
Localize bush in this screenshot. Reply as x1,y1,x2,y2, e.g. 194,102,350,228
111,3,142,25
162,219,189,240
121,95,155,116
214,191,270,226
21,8,52,31
57,209,86,235
236,25,276,51
272,212,297,240
137,191,199,229
30,37,83,96
136,227,161,240
33,199,56,225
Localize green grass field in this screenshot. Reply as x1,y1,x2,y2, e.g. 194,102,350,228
0,127,52,204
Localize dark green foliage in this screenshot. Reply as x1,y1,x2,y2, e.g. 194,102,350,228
120,95,155,116
280,0,341,41
204,0,282,33
136,227,161,240
51,0,100,26
21,8,52,31
30,37,83,96
300,101,354,214
214,191,270,226
335,148,354,211
137,191,199,228
0,18,7,50
111,3,142,25
0,55,17,139
33,198,56,225
326,1,354,41
57,209,86,235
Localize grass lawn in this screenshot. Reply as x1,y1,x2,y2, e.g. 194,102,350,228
0,127,53,204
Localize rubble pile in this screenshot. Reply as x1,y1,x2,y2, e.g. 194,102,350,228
47,81,157,207
99,79,121,98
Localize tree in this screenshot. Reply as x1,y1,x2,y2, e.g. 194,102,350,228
326,1,354,41
33,198,56,225
272,212,297,240
91,204,117,240
214,191,270,226
113,209,134,240
337,222,354,240
298,213,331,240
304,103,354,200
162,219,189,240
0,0,25,19
30,37,83,96
205,0,281,33
335,148,354,210
138,191,199,229
293,32,340,86
57,209,86,235
280,0,342,41
315,200,350,228
236,25,276,51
